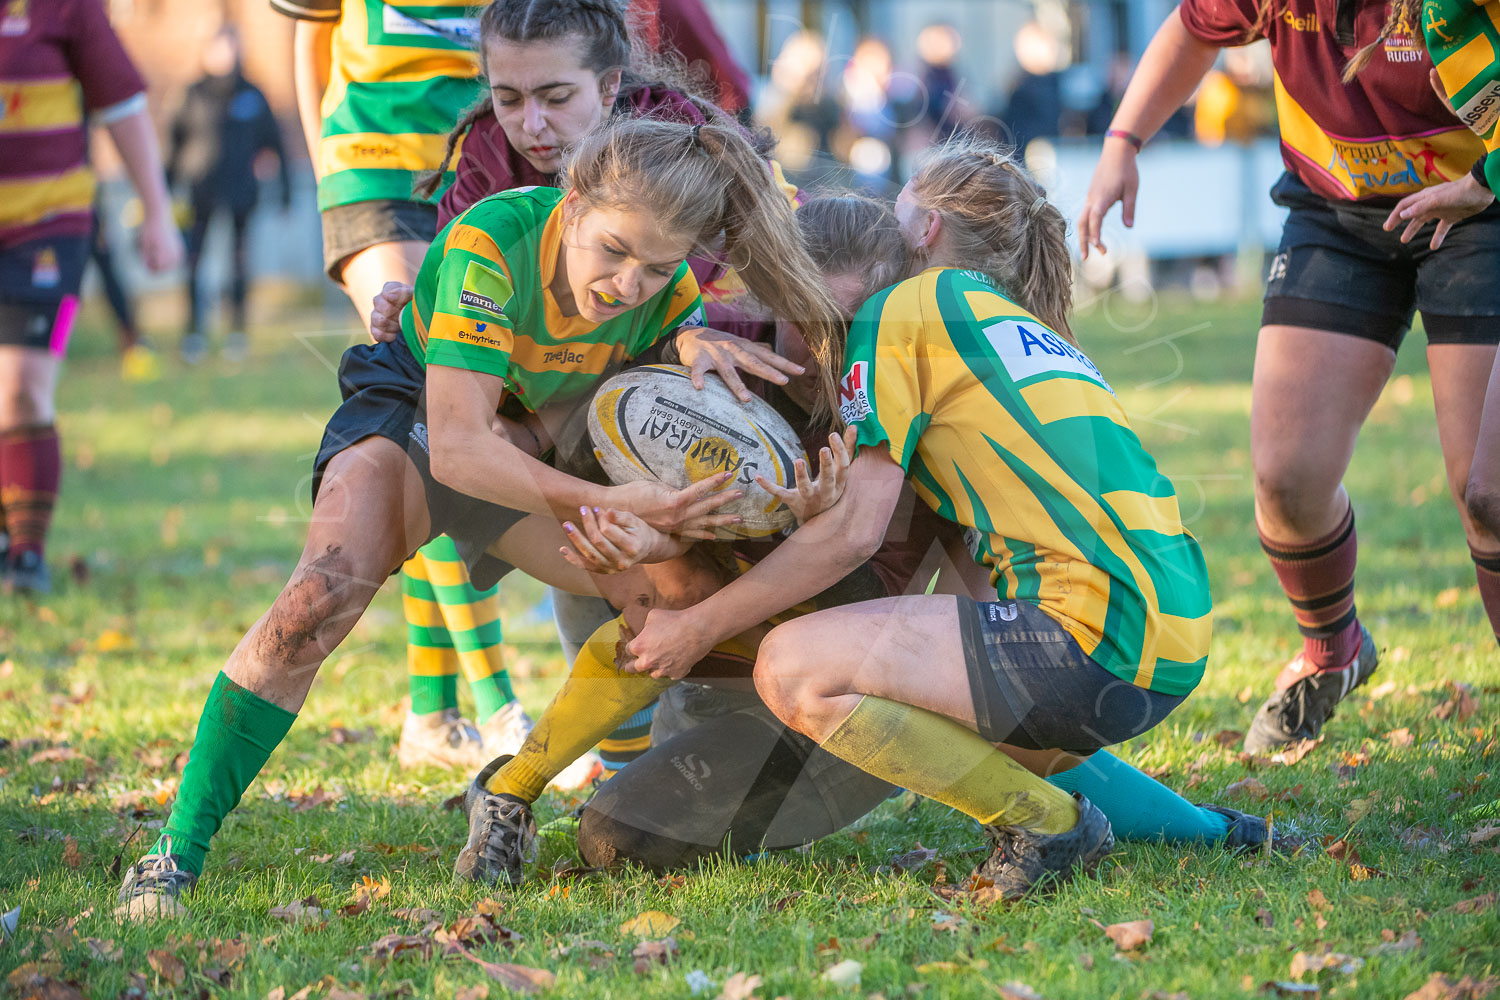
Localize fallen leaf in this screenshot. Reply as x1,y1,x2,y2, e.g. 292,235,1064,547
1325,839,1360,864
631,937,679,973
821,959,862,988
888,844,940,871
326,988,368,1000
1226,777,1270,802
717,971,762,1000
1077,952,1095,971
1468,823,1500,845
147,950,186,986
620,910,680,937
454,987,489,1000
85,938,121,961
1099,919,1154,951
392,907,441,923
1368,930,1422,956
1432,682,1478,723
769,892,802,912
995,984,1045,1000
287,786,339,812
1450,893,1495,914
1256,907,1275,928
1403,973,1500,999
1215,729,1244,748
1277,738,1321,765
453,948,555,994
1345,797,1375,824
365,934,433,961
1290,949,1363,978
60,837,82,869
1436,587,1462,608
1386,728,1415,747
269,896,330,922
327,726,373,745
28,747,91,766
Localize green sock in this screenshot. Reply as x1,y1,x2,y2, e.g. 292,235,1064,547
409,673,457,716
153,672,297,875
1047,750,1230,843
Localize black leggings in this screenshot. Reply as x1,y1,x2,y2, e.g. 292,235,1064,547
184,196,253,335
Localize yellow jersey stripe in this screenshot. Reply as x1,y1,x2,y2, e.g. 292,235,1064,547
445,222,507,265
1153,611,1214,666
427,313,515,353
0,167,94,229
1020,381,1128,428
319,131,456,175
1440,31,1500,94
0,79,82,134
1102,490,1187,537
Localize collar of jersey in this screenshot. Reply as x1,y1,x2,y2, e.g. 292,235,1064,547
538,201,602,341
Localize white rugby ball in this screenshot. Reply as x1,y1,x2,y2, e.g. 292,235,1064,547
588,364,808,538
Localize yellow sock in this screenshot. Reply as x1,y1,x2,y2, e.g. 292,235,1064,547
485,617,673,801
819,696,1079,834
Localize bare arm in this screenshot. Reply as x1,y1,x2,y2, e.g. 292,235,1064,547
103,107,183,272
623,447,909,678
1077,7,1222,257
293,20,334,176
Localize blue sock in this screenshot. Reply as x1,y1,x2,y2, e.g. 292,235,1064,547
1047,750,1231,843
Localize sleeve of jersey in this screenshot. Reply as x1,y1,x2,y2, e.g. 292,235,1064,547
269,0,342,22
67,0,147,112
840,293,927,472
1177,0,1262,46
1427,0,1500,150
649,265,705,347
422,247,517,379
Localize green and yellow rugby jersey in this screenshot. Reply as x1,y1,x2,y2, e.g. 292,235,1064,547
400,186,704,412
270,0,484,211
1425,0,1500,192
839,267,1212,695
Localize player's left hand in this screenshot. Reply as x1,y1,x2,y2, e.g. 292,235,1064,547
1383,173,1495,250
673,327,805,403
755,426,857,524
620,607,715,679
560,506,690,574
137,208,184,273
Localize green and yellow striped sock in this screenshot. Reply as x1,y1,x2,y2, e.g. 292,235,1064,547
413,536,515,724
402,547,459,715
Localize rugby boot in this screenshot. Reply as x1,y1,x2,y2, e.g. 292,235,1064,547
454,754,536,885
478,702,604,792
115,848,195,920
4,550,50,596
1244,625,1378,754
971,793,1114,900
396,708,486,771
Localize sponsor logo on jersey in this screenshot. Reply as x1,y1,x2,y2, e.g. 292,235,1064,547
988,603,1020,623
542,347,586,366
984,321,1113,392
1280,7,1319,32
1457,80,1500,137
381,5,479,45
838,360,873,424
459,260,512,319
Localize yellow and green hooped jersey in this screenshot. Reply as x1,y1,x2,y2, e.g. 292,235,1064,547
1425,0,1500,191
274,0,485,211
401,186,704,412
839,267,1212,695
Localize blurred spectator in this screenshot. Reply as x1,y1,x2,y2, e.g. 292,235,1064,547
839,36,899,187
916,22,966,140
0,0,182,593
996,21,1064,153
1194,43,1276,146
166,28,289,365
757,31,841,181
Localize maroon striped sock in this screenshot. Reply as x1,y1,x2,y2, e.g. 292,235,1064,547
1470,545,1500,647
1259,504,1361,670
0,424,61,560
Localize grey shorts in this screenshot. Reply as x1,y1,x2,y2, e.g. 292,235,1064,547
577,681,894,871
321,198,438,282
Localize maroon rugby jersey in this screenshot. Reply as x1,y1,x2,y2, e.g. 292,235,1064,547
1180,0,1485,200
0,0,145,250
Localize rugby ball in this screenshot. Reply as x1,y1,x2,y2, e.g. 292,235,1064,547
587,364,807,538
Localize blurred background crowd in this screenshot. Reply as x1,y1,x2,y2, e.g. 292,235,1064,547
85,0,1281,371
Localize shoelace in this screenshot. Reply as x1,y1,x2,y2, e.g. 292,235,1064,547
477,800,535,866
128,854,193,896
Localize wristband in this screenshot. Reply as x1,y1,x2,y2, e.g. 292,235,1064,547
1472,153,1492,192
1105,128,1144,152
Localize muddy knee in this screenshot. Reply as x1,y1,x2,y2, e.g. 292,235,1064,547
255,545,378,668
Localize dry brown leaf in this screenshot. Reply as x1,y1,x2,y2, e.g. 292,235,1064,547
717,971,763,1000
146,950,186,986
1468,823,1500,845
1306,889,1329,911
1387,728,1415,747
1433,683,1479,723
1255,907,1275,928
1226,777,1270,802
85,938,121,961
1099,919,1153,951
995,983,1045,1000
268,896,330,922
1214,729,1244,748
1368,930,1422,956
1450,892,1496,915
1403,972,1500,1000
1289,949,1363,978
455,950,555,995
28,747,90,765
1345,797,1375,824
630,937,679,974
392,907,441,923
60,837,82,869
769,892,803,912
1278,738,1321,765
454,987,489,1000
620,910,679,937
325,987,368,1000
365,933,433,961
888,844,940,871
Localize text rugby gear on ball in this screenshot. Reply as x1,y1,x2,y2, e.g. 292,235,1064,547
588,364,807,538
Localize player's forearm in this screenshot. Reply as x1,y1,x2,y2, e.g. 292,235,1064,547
1109,8,1220,141
430,426,609,519
293,20,334,176
105,108,172,218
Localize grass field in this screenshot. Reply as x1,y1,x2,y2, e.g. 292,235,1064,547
1,292,1496,1000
